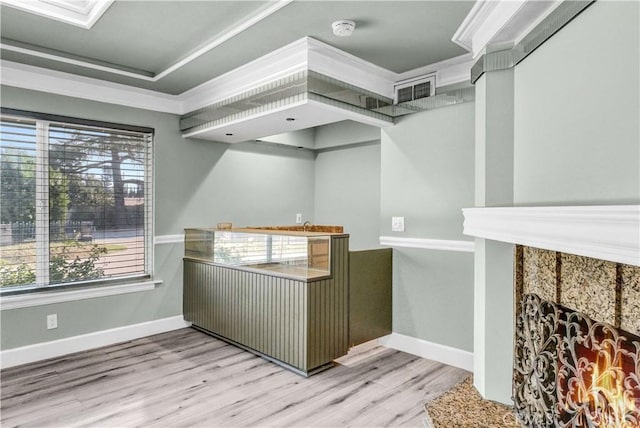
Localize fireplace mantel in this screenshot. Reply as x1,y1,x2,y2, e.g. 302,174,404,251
462,205,640,266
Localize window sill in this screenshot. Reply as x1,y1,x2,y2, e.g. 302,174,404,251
0,280,162,311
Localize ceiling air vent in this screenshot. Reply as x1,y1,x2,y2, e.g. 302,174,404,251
394,74,436,104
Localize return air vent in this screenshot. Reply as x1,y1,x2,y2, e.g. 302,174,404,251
394,74,436,104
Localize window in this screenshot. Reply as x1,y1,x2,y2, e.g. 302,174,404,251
0,109,153,293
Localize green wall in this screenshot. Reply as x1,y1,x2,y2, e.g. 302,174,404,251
0,85,315,350
0,87,477,358
178,140,315,229
314,142,381,251
260,128,315,149
314,120,381,149
513,0,639,205
382,104,475,239
381,102,475,352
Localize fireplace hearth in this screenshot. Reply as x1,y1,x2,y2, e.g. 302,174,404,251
513,246,640,427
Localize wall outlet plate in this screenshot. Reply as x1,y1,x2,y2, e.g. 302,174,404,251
391,216,405,232
47,314,58,329
296,213,302,224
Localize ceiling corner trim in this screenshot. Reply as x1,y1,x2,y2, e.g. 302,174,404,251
306,37,397,80
180,37,310,113
1,0,115,29
452,0,561,59
153,0,295,81
0,60,183,115
451,0,500,52
397,53,474,87
0,42,157,81
306,37,397,99
84,0,116,29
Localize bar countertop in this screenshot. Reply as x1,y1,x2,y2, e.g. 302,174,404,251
204,225,348,237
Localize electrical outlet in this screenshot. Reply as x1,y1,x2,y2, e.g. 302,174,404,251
296,213,302,224
391,216,405,232
47,314,58,329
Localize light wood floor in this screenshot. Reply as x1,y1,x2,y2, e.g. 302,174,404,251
1,328,469,427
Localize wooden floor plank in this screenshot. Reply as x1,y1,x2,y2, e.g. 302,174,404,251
0,328,469,427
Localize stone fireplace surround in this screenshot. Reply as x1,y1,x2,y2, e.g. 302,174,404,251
463,205,640,423
516,246,640,335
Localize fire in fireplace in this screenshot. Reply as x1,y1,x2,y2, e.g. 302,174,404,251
514,293,640,427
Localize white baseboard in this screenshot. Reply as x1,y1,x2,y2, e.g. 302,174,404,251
378,332,474,372
0,315,191,369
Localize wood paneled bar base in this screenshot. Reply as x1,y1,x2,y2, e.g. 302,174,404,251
183,235,349,376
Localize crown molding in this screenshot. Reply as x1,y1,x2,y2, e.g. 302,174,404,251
0,60,183,114
181,37,309,113
0,42,157,81
451,0,502,53
504,0,565,47
463,205,640,266
307,37,397,99
396,53,474,87
452,0,562,59
1,37,473,117
1,0,114,29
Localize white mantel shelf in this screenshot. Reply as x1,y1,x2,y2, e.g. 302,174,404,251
462,205,640,266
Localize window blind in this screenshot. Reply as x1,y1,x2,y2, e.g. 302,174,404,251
0,113,153,291
0,118,38,286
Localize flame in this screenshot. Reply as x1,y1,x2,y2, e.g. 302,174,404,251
576,342,637,428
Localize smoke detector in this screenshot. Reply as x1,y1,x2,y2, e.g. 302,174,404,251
332,20,356,37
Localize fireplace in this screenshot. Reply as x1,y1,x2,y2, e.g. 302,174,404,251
513,246,640,427
462,205,640,413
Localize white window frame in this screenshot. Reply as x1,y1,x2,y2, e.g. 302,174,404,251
0,109,155,298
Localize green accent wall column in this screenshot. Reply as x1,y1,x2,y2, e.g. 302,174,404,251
473,69,515,404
